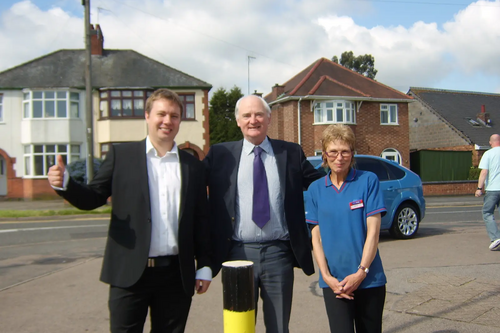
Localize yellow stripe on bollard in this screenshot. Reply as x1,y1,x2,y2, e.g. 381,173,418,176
222,260,255,333
223,309,255,333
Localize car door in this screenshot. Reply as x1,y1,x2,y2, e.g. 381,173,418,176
354,157,400,229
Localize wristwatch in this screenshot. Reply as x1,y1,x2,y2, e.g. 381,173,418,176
358,265,369,274
477,187,483,190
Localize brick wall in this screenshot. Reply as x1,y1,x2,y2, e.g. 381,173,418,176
409,99,469,150
270,100,412,167
282,102,298,143
354,102,410,167
423,181,476,196
7,177,24,199
22,179,60,199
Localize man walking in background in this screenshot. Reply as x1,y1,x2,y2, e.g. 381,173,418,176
475,133,500,251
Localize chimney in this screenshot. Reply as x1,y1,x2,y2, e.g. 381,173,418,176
90,24,104,56
271,83,285,101
252,90,263,98
477,105,491,126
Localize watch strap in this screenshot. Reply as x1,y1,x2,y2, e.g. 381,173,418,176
358,265,369,274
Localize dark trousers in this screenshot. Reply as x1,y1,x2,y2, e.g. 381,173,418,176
229,240,294,333
108,260,192,333
323,285,386,333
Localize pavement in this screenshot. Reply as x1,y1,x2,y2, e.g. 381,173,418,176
1,195,499,333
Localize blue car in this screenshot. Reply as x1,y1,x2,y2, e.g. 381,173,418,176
305,155,425,239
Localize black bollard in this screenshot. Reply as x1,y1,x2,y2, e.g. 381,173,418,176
221,260,255,333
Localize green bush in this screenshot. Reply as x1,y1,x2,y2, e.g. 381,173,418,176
67,158,103,185
468,167,481,180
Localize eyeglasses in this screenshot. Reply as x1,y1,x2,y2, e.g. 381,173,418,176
324,150,352,158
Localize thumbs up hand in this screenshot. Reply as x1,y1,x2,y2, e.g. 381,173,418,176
48,155,66,188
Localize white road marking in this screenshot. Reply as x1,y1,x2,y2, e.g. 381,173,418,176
426,210,481,214
0,224,107,233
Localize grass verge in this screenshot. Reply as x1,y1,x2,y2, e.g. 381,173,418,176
0,207,112,218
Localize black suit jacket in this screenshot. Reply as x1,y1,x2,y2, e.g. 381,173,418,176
204,138,321,277
56,140,210,296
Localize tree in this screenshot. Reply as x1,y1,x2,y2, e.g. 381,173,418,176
209,86,244,145
332,51,378,79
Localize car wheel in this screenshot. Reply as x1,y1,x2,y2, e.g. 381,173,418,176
389,203,419,239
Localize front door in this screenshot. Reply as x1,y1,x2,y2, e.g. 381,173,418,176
0,156,6,196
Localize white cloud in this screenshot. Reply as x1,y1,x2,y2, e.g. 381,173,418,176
0,1,82,68
443,0,500,75
0,0,499,95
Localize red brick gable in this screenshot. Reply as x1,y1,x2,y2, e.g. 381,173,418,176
308,76,370,97
265,57,411,102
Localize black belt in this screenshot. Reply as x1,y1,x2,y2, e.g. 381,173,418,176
147,255,177,268
231,239,290,246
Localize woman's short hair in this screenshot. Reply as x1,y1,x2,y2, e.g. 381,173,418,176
145,89,184,116
321,124,356,168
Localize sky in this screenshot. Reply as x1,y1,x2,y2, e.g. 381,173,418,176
0,0,499,97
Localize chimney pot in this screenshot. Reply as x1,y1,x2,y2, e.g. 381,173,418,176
90,24,104,56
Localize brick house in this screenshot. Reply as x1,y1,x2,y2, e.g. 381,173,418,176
0,24,211,199
408,87,500,165
264,57,413,166
407,87,500,195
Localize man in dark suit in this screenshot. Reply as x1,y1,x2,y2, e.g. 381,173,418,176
47,89,211,333
204,95,321,333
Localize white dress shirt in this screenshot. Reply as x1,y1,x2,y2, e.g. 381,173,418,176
145,137,211,281
146,138,181,257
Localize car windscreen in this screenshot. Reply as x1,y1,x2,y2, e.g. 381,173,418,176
354,158,390,181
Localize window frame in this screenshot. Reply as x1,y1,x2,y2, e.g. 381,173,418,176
22,90,80,119
380,148,402,165
313,100,356,125
0,94,3,122
99,89,153,119
380,104,398,125
178,93,196,120
23,144,81,178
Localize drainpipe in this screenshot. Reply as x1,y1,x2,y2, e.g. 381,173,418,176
297,97,303,145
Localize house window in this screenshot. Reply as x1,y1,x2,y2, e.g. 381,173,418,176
0,94,3,122
380,104,398,125
22,91,80,119
314,101,355,124
99,89,152,119
24,144,80,177
178,94,196,120
381,148,402,165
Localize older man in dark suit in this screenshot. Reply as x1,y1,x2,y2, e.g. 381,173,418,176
204,95,322,333
47,88,211,333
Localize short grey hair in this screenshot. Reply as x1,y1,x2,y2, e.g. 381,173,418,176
234,95,272,119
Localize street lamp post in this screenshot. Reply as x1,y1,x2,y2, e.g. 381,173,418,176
247,56,256,95
83,0,94,183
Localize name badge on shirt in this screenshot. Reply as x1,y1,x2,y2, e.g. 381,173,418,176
350,199,364,210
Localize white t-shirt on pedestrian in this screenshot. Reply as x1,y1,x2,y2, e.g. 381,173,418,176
479,146,500,191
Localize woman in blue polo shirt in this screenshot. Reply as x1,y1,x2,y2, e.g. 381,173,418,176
306,124,387,333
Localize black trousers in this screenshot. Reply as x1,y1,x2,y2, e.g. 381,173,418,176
108,260,192,333
323,285,386,333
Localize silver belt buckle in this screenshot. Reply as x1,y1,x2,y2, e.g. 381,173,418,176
148,258,155,267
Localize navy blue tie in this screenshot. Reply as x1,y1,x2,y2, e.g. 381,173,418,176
252,146,270,228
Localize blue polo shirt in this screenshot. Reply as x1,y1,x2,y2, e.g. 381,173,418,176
305,168,387,289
